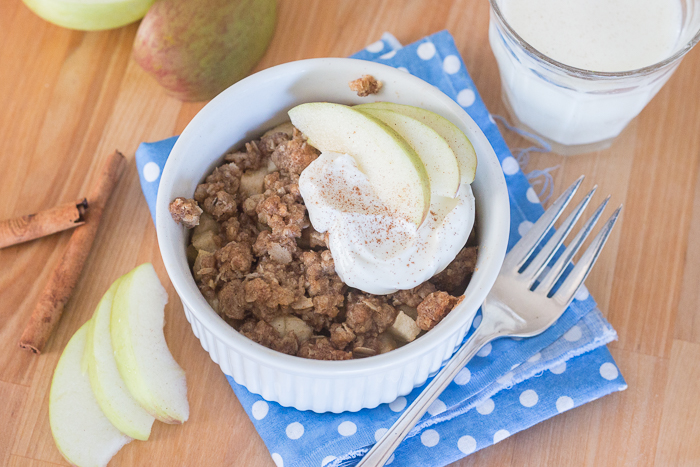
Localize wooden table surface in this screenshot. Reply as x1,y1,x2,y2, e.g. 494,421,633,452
2,1,699,466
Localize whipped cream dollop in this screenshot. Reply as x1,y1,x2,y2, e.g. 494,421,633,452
299,151,475,295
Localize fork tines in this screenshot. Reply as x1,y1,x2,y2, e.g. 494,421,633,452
506,176,622,306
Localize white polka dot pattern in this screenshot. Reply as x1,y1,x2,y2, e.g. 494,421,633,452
476,342,492,357
443,55,461,74
497,372,514,385
457,89,476,107
476,398,495,415
143,161,160,182
556,396,574,413
501,156,520,175
389,397,407,412
417,42,437,60
286,422,304,440
528,352,542,363
457,435,477,454
564,326,582,342
454,367,471,385
374,428,388,442
550,362,567,375
338,421,357,436
493,429,510,443
600,362,619,380
380,50,397,59
252,400,269,420
526,187,539,203
519,389,538,407
428,399,447,416
365,40,384,53
518,221,534,237
575,286,590,301
272,453,284,467
472,314,482,328
421,429,440,447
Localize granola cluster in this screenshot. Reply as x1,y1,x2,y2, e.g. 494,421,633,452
349,75,383,97
170,123,477,360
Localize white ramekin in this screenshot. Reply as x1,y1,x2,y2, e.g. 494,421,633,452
156,58,510,413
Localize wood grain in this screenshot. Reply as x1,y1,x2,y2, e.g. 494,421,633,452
1,0,699,465
654,340,700,466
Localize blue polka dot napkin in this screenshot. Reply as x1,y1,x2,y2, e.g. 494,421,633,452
135,31,626,467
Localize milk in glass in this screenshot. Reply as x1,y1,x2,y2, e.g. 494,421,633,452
489,0,685,151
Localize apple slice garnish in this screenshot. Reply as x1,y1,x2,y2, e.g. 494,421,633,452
22,0,154,31
289,102,430,226
85,278,156,441
50,323,132,467
111,263,189,424
355,107,461,198
355,102,477,184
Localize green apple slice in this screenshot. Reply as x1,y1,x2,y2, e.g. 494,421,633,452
86,278,156,441
355,107,460,198
111,263,189,424
289,102,430,225
50,323,132,467
22,0,155,31
355,102,477,184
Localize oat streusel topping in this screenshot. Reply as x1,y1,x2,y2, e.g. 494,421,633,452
349,75,383,97
170,123,477,360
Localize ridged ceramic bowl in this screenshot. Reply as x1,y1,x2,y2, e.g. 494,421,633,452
156,58,510,413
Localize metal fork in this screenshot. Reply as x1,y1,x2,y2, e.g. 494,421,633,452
357,176,621,467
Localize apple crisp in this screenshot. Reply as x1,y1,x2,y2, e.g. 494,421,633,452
170,124,477,360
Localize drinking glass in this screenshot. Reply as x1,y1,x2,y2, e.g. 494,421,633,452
488,0,700,155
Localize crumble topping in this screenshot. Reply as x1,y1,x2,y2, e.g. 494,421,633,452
170,123,477,360
349,75,383,97
169,197,202,229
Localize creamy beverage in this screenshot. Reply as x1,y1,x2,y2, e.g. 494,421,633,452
488,0,694,152
502,0,681,72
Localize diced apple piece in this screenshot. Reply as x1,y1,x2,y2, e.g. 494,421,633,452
50,323,132,467
192,229,219,253
397,304,418,320
355,102,477,184
356,107,460,198
85,278,155,441
191,213,219,252
378,332,398,354
289,102,430,226
111,263,189,424
388,310,422,343
270,315,313,343
23,0,155,31
262,121,295,138
240,165,272,196
192,212,219,238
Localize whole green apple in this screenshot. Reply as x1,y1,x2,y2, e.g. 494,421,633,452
133,0,276,101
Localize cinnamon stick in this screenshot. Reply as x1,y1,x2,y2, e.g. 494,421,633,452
0,199,87,249
19,151,126,354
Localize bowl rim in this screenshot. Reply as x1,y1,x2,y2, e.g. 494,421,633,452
156,57,510,378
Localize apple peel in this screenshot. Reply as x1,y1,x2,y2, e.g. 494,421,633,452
86,278,156,441
355,102,478,184
289,102,431,226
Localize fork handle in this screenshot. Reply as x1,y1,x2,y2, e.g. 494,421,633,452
356,321,498,467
